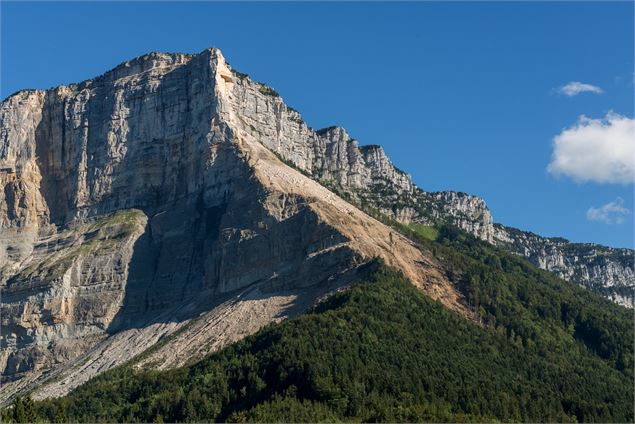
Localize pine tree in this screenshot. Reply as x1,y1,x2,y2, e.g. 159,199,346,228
53,402,68,423
11,396,39,423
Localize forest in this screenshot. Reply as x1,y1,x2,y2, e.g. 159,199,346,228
3,226,633,423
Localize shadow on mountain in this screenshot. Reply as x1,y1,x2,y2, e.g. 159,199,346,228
29,52,371,350
107,197,371,335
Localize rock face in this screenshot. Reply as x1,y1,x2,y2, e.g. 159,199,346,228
0,49,470,402
210,58,634,308
1,210,146,379
492,225,634,307
0,47,632,402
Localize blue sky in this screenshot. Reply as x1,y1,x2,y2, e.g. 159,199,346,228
2,2,633,248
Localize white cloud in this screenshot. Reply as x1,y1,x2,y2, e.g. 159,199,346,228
586,198,631,224
558,81,603,96
548,112,635,184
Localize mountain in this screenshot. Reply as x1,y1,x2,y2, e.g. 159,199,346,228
5,252,635,422
239,116,633,307
0,49,468,402
0,48,632,411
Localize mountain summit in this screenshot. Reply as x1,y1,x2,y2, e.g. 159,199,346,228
0,48,632,404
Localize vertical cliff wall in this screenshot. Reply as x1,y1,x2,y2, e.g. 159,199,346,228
0,46,632,403
207,57,634,307
1,48,469,401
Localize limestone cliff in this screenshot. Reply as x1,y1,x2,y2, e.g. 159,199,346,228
210,60,633,307
0,49,468,402
0,47,632,403
492,225,634,307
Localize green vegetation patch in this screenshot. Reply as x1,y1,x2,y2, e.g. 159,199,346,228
407,223,439,241
257,84,279,97
14,209,145,282
87,208,145,232
5,254,633,423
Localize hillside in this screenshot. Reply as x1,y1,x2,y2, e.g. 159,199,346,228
1,47,632,405
0,49,465,402
4,231,633,422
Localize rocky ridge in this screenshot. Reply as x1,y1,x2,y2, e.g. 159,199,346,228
216,60,634,307
0,47,632,403
0,49,468,402
492,225,634,306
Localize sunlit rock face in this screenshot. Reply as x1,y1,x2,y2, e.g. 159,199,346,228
1,48,471,402
491,225,634,307
213,70,632,306
0,46,632,404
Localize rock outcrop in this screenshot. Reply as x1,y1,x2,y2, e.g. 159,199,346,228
0,49,469,402
0,46,632,403
205,56,634,307
492,225,634,307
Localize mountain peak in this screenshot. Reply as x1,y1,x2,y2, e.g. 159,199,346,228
0,46,474,401
0,46,633,405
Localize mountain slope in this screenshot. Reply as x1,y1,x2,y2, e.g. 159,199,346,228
9,261,633,423
0,47,632,404
215,71,633,306
0,49,466,402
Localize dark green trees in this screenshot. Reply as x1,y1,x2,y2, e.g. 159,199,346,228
1,397,39,423
3,228,633,423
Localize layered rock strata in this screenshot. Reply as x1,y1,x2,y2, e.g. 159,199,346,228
1,46,632,402
0,49,468,401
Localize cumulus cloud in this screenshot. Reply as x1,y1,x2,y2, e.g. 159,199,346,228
586,198,631,224
548,112,635,184
558,81,603,96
